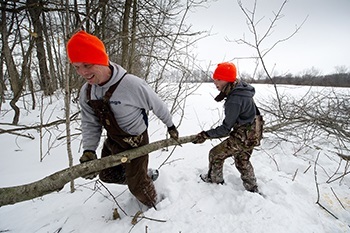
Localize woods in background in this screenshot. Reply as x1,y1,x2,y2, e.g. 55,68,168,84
1,0,209,124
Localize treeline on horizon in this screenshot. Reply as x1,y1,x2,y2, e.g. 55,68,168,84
247,72,350,87
188,70,349,87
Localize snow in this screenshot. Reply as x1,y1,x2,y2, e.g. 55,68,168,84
1,84,349,233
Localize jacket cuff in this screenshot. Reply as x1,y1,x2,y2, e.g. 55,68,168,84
168,125,176,131
201,131,209,138
83,150,96,154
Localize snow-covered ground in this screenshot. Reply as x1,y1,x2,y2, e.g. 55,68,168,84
0,84,349,233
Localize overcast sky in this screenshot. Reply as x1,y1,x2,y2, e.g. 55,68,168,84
186,0,350,75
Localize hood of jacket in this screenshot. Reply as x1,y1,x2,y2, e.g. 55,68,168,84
215,80,255,102
229,80,255,98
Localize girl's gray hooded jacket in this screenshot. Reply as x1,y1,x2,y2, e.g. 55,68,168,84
79,62,174,151
206,81,256,138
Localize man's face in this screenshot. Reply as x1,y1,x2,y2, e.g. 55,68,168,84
213,79,229,91
72,62,110,85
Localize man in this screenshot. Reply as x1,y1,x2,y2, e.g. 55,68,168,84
193,62,263,193
66,30,179,208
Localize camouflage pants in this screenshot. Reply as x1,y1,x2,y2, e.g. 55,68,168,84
207,133,258,192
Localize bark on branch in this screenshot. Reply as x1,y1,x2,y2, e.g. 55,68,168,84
0,135,197,207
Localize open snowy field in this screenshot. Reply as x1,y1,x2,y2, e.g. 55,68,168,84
0,83,349,233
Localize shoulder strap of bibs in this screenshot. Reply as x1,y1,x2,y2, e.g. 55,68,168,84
86,84,92,101
86,72,128,102
103,72,127,102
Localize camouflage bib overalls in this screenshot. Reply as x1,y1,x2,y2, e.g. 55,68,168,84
86,73,157,207
207,106,263,192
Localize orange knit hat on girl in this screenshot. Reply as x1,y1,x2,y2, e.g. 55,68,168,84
213,62,237,82
66,31,109,66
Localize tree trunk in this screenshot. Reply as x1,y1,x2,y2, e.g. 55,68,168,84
65,0,75,194
128,0,137,73
0,48,5,110
27,0,53,96
0,135,196,207
1,3,23,125
121,0,132,68
42,14,58,91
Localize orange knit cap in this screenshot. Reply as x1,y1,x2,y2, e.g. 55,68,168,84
213,62,237,82
66,31,109,66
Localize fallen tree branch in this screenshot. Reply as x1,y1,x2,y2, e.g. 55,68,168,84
0,135,197,207
0,112,80,136
0,128,35,139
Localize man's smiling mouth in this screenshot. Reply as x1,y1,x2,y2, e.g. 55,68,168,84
86,74,94,80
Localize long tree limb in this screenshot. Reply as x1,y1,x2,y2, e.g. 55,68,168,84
0,111,80,136
0,135,197,207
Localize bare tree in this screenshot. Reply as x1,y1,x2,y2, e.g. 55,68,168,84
235,0,307,116
1,0,210,123
1,1,34,124
27,0,54,95
334,65,348,74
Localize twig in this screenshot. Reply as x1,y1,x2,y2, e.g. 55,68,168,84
303,164,311,174
82,182,101,204
316,202,338,220
327,157,343,183
128,211,166,233
131,211,143,225
139,215,166,223
330,187,346,210
292,168,298,181
327,170,350,184
262,149,280,171
314,152,338,219
53,227,62,233
97,180,127,216
336,152,350,161
158,145,177,169
131,211,166,224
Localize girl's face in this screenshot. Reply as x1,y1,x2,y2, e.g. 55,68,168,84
213,79,229,91
72,62,111,85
